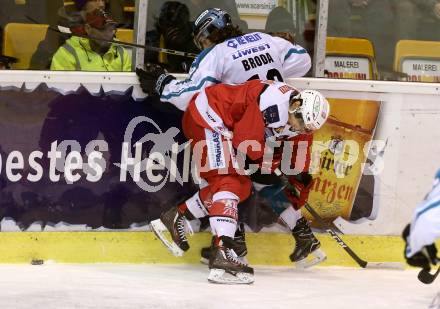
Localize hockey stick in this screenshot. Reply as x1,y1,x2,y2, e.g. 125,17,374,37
25,15,197,58
418,267,440,284
304,202,405,270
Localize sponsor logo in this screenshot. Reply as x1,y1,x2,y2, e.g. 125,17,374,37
212,132,223,168
216,217,235,224
206,111,216,123
195,10,209,26
232,43,271,60
313,96,321,120
278,85,293,94
329,137,344,155
222,200,238,218
206,130,226,169
226,33,262,49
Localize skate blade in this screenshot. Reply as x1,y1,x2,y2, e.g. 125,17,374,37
200,257,209,265
207,269,254,284
150,219,184,257
238,256,249,265
202,255,248,266
295,249,327,269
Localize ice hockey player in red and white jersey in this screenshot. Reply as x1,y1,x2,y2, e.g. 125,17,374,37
136,8,311,111
137,7,323,269
150,80,330,284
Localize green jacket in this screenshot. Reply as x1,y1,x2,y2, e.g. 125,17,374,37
50,36,132,72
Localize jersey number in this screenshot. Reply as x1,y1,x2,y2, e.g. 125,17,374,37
247,69,283,82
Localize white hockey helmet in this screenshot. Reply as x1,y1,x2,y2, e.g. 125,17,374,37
288,89,330,132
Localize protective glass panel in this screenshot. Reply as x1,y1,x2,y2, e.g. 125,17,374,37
327,0,440,82
0,0,135,71
144,0,317,75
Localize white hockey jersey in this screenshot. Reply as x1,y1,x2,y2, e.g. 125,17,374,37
161,32,311,111
406,170,440,257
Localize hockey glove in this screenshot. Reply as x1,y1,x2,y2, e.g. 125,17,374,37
248,143,283,174
283,172,313,210
402,224,439,270
136,63,176,96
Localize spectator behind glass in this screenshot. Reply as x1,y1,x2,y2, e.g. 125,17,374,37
265,6,296,43
145,1,198,73
51,9,132,71
146,1,248,34
0,55,18,70
393,0,440,41
29,0,107,70
347,0,395,73
107,0,135,28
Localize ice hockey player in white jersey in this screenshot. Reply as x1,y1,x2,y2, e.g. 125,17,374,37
136,8,323,269
136,8,311,111
403,169,440,271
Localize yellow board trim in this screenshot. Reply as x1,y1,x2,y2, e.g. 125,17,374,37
0,232,414,267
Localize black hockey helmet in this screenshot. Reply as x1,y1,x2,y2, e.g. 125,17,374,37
193,8,231,50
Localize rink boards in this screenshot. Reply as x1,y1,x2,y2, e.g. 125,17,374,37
0,231,410,267
0,72,439,265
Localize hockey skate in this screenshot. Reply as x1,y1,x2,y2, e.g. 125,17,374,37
208,236,254,284
290,217,327,269
150,206,193,257
200,223,248,265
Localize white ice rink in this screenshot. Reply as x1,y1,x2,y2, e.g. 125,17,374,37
0,264,438,309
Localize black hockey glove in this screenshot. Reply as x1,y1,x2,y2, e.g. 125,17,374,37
136,63,176,96
402,223,439,270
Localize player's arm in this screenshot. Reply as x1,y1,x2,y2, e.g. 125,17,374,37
282,134,313,209
136,48,223,111
403,223,438,270
403,173,440,269
272,36,312,78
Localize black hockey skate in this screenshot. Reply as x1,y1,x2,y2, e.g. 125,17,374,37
200,223,248,265
290,217,327,268
208,236,254,284
150,206,193,257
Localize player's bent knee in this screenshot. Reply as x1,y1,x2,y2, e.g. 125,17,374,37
209,192,239,220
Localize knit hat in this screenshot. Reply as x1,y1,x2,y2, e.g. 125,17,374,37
265,7,295,33
75,0,88,10
86,9,117,29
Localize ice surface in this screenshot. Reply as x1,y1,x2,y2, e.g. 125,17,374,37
0,264,437,309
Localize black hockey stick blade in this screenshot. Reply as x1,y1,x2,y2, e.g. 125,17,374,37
418,267,440,284
304,203,405,270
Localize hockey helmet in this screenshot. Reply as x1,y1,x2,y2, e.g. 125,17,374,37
193,8,231,50
288,90,329,133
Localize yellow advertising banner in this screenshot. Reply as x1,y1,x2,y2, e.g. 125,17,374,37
304,98,381,222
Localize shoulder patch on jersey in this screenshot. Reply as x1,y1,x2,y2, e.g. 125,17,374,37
278,84,294,94
262,105,280,125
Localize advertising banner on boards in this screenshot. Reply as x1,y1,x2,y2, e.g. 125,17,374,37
0,80,380,232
